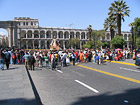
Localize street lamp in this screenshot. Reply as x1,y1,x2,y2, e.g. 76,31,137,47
130,24,134,51
134,27,137,57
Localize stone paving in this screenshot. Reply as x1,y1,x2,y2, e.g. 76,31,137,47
0,64,37,105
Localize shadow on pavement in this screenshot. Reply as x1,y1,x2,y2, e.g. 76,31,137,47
70,88,140,105
26,68,43,105
0,98,38,105
5,67,20,70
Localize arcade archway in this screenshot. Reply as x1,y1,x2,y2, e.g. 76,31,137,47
0,28,8,48
0,21,18,47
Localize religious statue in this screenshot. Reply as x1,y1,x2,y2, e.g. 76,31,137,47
50,36,60,50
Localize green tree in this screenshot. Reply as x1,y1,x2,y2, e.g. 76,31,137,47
70,38,80,49
133,17,140,37
104,17,117,48
83,40,102,49
136,37,140,49
102,42,110,48
91,30,105,49
108,0,130,35
83,44,91,49
111,35,126,49
129,18,140,49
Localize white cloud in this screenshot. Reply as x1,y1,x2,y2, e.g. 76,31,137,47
0,29,8,36
0,32,6,35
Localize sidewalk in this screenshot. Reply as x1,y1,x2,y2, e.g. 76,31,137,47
0,64,38,105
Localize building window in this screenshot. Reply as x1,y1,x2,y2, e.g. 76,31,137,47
26,22,28,26
58,31,63,38
81,32,85,39
23,22,25,26
64,31,69,38
70,32,74,38
124,34,127,40
31,22,33,25
76,32,80,39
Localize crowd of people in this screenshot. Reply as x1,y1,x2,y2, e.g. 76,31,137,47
0,48,138,71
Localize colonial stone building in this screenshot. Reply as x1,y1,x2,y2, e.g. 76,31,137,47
0,17,132,49
0,35,8,48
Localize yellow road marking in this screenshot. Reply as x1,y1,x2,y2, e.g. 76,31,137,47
72,63,140,84
104,60,136,66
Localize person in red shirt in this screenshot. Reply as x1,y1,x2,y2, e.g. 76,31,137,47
84,52,88,63
74,50,79,63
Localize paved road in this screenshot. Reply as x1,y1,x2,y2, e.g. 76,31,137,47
29,59,140,105
0,59,140,105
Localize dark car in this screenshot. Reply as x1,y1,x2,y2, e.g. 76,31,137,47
135,57,140,66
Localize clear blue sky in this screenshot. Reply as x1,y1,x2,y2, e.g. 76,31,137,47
0,0,140,35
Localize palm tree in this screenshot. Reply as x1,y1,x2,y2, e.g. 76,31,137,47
129,22,134,51
108,0,130,36
104,17,116,48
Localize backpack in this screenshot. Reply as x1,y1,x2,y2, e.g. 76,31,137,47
12,53,15,59
5,52,10,59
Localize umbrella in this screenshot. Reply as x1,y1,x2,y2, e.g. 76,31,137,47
116,48,121,51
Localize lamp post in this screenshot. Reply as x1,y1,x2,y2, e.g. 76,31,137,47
134,26,137,57
131,25,134,51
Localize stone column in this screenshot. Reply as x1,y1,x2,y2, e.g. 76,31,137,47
45,40,47,49
63,41,65,49
74,33,76,38
85,33,87,39
39,33,40,39
45,31,47,39
63,32,64,39
80,41,82,49
39,40,41,49
33,40,35,49
127,42,129,49
7,28,12,47
26,40,28,49
51,31,53,39
12,28,15,47
32,33,34,38
26,33,27,38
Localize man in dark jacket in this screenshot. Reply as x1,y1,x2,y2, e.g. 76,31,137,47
4,49,11,69
28,53,35,70
0,50,5,70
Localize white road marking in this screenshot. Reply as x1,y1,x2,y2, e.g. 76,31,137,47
57,70,63,73
75,80,99,93
120,67,140,73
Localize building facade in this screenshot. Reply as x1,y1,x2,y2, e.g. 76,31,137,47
0,17,132,49
0,35,8,48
